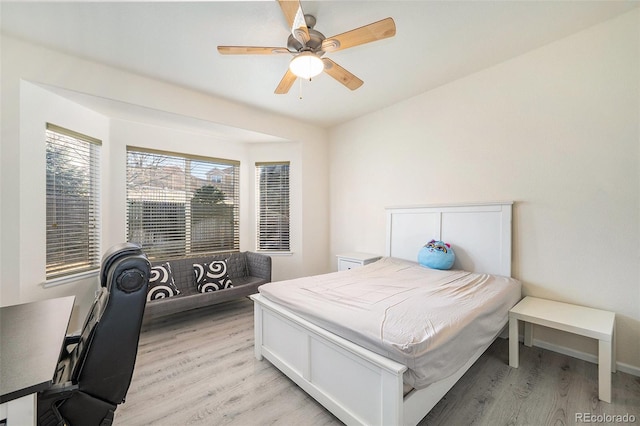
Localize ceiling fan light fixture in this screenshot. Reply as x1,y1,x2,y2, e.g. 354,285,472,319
289,52,324,79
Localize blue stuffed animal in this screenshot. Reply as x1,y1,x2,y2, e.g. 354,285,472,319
418,240,455,270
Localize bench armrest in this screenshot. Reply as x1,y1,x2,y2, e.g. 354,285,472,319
245,252,271,282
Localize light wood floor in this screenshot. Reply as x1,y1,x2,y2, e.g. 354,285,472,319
115,298,640,425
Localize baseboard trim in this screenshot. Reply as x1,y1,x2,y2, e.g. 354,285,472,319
522,336,640,378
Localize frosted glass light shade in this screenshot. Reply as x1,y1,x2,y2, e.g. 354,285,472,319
289,52,324,79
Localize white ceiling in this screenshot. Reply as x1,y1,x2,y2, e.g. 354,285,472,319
1,1,638,128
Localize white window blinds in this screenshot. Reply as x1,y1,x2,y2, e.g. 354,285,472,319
126,147,240,260
256,162,290,251
46,123,101,279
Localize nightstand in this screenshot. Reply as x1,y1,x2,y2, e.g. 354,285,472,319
336,252,381,271
508,296,616,402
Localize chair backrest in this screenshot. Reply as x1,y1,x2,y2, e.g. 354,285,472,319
100,242,147,287
71,243,150,405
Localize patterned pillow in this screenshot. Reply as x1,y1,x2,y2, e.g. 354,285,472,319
193,259,234,293
147,262,181,301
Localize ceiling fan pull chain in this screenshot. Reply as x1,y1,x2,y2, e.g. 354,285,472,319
298,77,303,100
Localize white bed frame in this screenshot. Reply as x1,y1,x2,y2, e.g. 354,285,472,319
251,202,513,426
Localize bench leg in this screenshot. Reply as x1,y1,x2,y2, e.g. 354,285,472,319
523,322,533,347
611,323,616,373
509,317,519,368
598,339,612,403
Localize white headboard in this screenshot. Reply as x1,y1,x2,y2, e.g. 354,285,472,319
385,202,513,276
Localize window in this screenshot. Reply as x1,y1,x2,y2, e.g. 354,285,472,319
126,147,239,260
256,162,290,251
46,124,101,279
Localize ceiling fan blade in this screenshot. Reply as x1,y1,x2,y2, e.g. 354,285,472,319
322,17,396,53
322,58,363,91
275,69,297,94
278,0,310,44
217,46,291,55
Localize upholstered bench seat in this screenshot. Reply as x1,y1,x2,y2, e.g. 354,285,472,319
143,251,271,322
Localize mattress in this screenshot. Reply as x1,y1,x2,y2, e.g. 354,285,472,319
258,257,521,389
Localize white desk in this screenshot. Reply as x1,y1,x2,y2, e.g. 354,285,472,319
0,296,75,425
508,296,615,402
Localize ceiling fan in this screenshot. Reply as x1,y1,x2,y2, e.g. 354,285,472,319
217,0,396,94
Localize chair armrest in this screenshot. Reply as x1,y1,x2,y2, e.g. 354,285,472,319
64,333,81,345
61,333,81,357
38,381,79,407
38,382,79,426
245,252,272,282
40,381,79,398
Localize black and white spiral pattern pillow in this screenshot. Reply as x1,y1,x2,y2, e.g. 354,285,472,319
193,260,234,293
147,262,181,301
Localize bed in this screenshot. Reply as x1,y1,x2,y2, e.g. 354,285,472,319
250,202,520,425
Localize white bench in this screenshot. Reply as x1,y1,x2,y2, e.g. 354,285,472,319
508,296,616,402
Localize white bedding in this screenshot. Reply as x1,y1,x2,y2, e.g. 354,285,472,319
258,257,521,389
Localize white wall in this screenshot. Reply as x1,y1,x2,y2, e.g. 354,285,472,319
15,82,111,327
0,35,330,330
329,10,640,372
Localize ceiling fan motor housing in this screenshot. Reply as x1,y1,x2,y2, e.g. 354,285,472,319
287,15,325,54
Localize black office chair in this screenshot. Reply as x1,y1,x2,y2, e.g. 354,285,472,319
38,243,151,426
